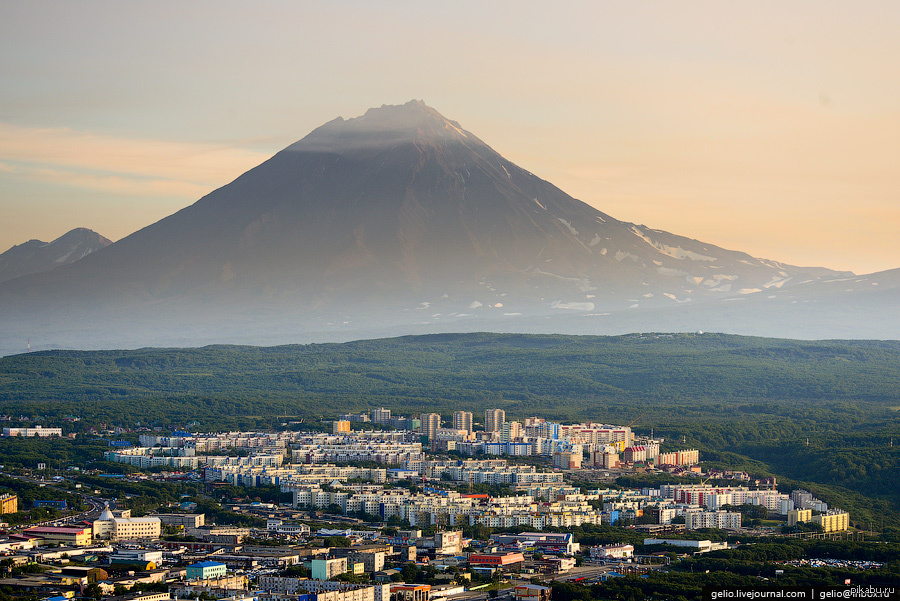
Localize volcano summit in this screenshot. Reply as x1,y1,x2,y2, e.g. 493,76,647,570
1,101,895,353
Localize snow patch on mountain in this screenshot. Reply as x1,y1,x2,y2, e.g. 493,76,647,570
531,269,596,292
444,121,468,138
551,300,595,311
616,251,639,262
630,226,717,262
558,218,579,237
764,276,792,288
657,267,688,277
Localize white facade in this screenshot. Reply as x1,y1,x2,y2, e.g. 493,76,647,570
684,511,742,530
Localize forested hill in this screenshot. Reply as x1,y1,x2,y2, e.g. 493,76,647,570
1,332,899,431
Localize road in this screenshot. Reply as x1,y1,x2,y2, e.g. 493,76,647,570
0,471,111,530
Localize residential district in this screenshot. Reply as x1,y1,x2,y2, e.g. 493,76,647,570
0,408,853,600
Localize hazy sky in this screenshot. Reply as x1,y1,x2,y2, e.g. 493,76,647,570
2,1,898,274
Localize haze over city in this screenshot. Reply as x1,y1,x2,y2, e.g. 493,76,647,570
2,1,898,275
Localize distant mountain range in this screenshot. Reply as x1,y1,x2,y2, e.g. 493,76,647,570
0,101,896,355
0,228,111,284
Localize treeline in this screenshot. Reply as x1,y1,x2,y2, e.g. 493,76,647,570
2,333,900,428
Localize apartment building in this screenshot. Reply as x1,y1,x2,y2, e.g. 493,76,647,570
812,511,850,532
452,411,473,434
0,494,17,514
484,409,505,433
419,414,442,441
684,511,742,530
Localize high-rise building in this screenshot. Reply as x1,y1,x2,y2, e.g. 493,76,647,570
501,420,522,442
371,408,392,425
484,409,505,433
333,420,351,434
420,413,441,441
452,411,473,434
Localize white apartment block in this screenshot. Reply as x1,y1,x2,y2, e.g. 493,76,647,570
684,511,742,530
3,427,62,437
291,442,424,465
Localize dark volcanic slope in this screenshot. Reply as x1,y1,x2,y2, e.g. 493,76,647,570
0,228,111,284
0,101,883,352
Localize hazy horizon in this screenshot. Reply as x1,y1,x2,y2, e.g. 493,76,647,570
2,2,899,275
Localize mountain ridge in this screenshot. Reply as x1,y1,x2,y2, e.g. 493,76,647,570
0,227,112,285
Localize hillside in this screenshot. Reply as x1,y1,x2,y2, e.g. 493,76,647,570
2,332,899,426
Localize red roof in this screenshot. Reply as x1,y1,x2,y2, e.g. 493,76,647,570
24,526,89,535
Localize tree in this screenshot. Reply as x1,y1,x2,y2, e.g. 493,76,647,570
324,536,351,548
401,562,419,583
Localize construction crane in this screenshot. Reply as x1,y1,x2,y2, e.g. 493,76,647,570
626,412,648,429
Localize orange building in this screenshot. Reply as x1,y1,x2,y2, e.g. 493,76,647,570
392,584,431,601
0,494,17,514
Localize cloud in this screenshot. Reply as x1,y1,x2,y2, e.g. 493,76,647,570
0,162,212,199
0,123,270,198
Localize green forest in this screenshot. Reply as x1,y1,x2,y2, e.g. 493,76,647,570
1,332,900,529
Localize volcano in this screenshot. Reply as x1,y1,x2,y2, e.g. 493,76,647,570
2,100,893,354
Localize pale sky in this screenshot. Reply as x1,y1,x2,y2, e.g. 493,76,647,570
1,1,898,274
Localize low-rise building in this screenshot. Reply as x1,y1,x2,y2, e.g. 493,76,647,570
590,544,634,560
155,513,205,528
311,557,348,581
2,427,62,437
186,561,228,580
22,525,92,546
469,552,525,570
644,538,727,554
392,584,431,601
109,549,164,567
93,506,161,541
515,585,551,601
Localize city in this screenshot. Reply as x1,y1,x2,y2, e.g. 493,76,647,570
0,406,858,600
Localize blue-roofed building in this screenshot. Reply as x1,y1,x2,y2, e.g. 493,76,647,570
186,561,227,580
